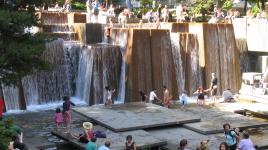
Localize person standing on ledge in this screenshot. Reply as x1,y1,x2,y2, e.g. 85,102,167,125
60,0,72,12
210,72,218,105
86,0,93,23
92,0,100,23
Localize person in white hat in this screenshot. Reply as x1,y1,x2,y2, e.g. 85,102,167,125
83,122,94,141
72,122,94,143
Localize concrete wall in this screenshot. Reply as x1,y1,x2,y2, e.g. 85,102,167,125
233,18,268,52
74,23,104,44
111,29,179,102
169,23,241,94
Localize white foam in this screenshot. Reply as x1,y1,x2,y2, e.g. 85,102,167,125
5,97,87,114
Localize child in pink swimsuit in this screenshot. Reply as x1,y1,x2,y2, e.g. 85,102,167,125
55,108,63,130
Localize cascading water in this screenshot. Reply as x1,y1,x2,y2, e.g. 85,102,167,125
75,47,94,104
2,86,20,111
170,33,186,94
170,33,203,95
2,40,76,111
75,44,123,105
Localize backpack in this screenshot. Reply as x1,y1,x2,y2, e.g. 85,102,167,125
225,129,238,143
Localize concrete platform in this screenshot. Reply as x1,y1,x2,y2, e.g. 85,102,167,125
52,127,167,150
73,103,201,132
183,113,268,134
148,126,268,150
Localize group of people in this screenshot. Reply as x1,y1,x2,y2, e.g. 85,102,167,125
68,121,136,150
146,72,219,108
177,123,256,150
210,7,268,24
54,86,115,132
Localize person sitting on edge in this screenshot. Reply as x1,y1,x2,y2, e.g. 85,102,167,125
72,122,94,143
125,135,136,150
98,141,111,150
149,89,161,104
86,136,97,150
222,88,234,102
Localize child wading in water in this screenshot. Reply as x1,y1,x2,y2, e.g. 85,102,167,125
55,108,63,130
62,96,75,133
105,86,115,108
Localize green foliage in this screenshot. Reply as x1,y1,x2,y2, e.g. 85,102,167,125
0,118,15,150
222,0,233,11
72,1,87,10
0,1,53,85
252,4,261,16
190,0,214,15
190,0,214,21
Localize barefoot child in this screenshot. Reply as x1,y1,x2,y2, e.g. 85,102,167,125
62,96,75,133
55,108,63,130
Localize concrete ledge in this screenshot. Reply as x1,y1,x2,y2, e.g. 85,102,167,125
183,119,268,135
52,129,167,150
73,103,200,132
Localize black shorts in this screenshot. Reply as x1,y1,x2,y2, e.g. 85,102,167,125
212,88,217,96
229,143,237,150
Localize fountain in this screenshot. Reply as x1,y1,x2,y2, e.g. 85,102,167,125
2,13,242,111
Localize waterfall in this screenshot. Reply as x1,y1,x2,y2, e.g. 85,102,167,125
75,47,94,104
116,61,125,103
63,42,81,95
2,86,20,111
75,44,123,105
171,33,185,94
2,40,77,111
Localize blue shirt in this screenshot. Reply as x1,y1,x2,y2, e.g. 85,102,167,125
86,141,97,150
225,130,237,146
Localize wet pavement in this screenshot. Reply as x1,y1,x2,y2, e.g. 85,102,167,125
4,100,268,150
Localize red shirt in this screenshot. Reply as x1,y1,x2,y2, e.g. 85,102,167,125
87,130,94,140
0,98,3,117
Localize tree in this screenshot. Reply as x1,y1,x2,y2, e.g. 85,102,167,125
0,0,53,109
0,118,15,150
190,0,214,22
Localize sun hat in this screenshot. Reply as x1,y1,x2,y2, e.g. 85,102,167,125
83,122,93,130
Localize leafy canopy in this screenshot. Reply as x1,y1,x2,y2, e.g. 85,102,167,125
0,0,53,85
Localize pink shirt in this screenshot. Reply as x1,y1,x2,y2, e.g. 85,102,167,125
55,113,63,123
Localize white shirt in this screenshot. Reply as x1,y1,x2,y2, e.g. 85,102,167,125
149,91,157,101
98,145,110,150
222,90,233,101
107,91,112,100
